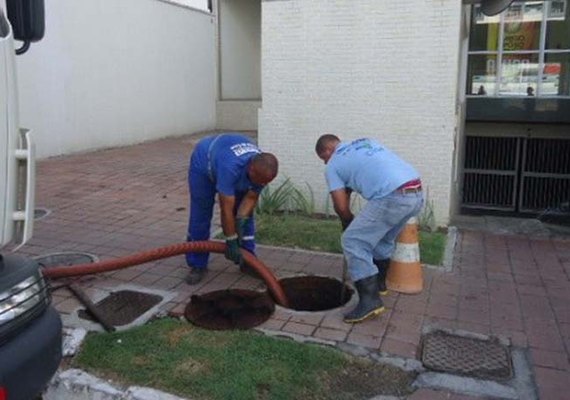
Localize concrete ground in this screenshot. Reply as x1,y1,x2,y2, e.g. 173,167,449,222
15,132,570,399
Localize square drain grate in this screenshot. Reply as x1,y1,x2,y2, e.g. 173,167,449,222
78,290,162,326
421,331,512,381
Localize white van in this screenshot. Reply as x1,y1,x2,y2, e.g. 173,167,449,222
0,6,34,249
0,3,62,399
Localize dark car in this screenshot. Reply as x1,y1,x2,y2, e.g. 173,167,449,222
0,254,62,400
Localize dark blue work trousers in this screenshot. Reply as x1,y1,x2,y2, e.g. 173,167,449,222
185,164,256,269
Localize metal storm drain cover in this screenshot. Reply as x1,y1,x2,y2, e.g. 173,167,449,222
35,252,98,268
185,289,274,330
78,290,163,326
34,207,51,220
421,331,513,381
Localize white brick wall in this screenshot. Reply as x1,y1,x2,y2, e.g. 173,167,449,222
217,100,261,130
258,0,462,225
16,0,216,158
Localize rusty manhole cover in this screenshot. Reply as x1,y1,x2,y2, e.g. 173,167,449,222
78,290,163,326
185,289,274,330
279,276,353,311
421,331,513,381
35,252,98,268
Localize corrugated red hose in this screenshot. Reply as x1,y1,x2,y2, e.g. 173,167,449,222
42,241,289,307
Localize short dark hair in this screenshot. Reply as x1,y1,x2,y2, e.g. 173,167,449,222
315,134,340,155
251,152,279,179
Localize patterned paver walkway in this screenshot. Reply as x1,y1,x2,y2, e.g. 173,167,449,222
14,133,570,399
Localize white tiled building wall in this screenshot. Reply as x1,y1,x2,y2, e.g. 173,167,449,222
258,0,463,225
15,0,216,158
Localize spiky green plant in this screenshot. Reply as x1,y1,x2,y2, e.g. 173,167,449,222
418,189,436,232
256,179,315,216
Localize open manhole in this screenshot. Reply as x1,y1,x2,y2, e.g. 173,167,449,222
35,252,98,268
421,331,513,381
185,289,274,330
34,208,51,220
78,290,163,326
279,276,353,311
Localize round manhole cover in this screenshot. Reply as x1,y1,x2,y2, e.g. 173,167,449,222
279,276,353,311
185,289,275,330
34,208,51,220
35,252,98,269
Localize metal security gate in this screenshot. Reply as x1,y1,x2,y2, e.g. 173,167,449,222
462,136,570,215
520,139,570,213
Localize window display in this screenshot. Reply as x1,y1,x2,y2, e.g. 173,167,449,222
468,1,570,97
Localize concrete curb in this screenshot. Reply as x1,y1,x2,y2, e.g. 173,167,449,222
62,327,87,357
256,327,337,347
511,349,540,400
413,371,519,399
441,226,458,272
44,369,190,400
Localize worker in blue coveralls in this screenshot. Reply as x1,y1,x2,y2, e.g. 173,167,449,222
315,134,423,323
185,133,279,285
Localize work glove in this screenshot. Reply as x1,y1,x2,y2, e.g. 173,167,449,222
224,236,242,265
236,216,252,241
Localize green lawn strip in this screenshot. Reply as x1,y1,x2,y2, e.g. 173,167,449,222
75,319,346,400
418,230,447,266
255,213,447,266
256,213,343,253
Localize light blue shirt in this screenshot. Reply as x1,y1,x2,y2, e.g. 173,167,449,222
325,138,419,200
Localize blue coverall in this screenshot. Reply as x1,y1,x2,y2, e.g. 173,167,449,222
186,134,264,269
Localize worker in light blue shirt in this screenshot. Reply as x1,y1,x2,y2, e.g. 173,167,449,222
316,135,423,323
185,133,279,284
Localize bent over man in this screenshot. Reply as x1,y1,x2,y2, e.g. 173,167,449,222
185,133,278,285
315,134,423,323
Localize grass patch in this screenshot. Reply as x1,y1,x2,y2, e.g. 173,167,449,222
74,318,414,400
255,214,447,266
418,230,447,266
256,214,343,253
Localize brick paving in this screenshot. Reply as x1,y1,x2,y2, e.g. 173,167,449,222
14,132,570,399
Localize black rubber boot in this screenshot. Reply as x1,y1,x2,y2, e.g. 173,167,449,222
344,274,385,323
373,259,390,295
185,268,206,285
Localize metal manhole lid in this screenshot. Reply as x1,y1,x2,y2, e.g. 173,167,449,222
185,289,275,330
78,290,162,326
35,252,98,268
421,331,512,381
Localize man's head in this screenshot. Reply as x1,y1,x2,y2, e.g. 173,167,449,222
248,152,279,186
315,134,340,164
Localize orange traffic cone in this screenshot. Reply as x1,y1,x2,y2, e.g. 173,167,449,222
386,216,423,294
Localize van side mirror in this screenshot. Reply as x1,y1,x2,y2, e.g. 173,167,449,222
6,0,45,55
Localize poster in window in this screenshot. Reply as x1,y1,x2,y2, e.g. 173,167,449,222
548,0,566,21
503,3,542,51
